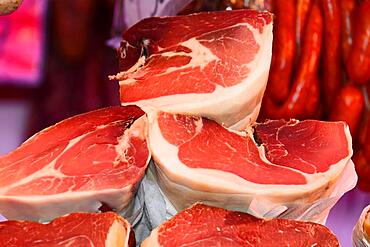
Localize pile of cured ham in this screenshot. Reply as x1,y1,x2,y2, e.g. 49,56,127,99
0,9,357,247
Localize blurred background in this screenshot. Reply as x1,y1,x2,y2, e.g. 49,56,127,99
0,0,118,156
0,0,369,246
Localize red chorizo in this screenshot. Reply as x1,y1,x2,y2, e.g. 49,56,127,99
266,0,296,103
329,85,365,137
346,1,370,84
354,150,370,191
262,2,323,119
320,0,342,109
305,77,320,118
340,0,356,62
296,0,312,53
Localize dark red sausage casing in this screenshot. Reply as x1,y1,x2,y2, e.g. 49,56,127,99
346,1,370,84
320,0,342,109
340,0,356,62
262,2,323,120
266,0,296,103
329,84,365,137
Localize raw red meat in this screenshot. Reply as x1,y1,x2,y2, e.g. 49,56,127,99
255,119,350,174
0,212,135,247
142,203,340,247
0,106,150,221
112,9,273,130
147,111,352,211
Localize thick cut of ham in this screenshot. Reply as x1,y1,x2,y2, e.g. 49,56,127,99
112,9,273,130
0,106,150,221
0,212,135,247
147,111,352,212
142,203,340,247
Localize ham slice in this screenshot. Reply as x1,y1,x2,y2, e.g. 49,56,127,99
142,203,340,247
147,111,352,212
0,212,135,247
112,9,273,130
0,106,150,221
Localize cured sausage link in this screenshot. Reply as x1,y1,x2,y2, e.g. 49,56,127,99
296,0,313,53
329,84,365,137
262,2,323,119
266,0,296,103
320,0,342,109
346,1,370,84
340,0,356,62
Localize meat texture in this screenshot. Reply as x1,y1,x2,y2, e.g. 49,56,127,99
0,212,135,247
0,106,150,221
142,203,340,247
147,110,352,214
113,9,273,130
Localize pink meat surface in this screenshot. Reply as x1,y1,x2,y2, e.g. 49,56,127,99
255,119,350,174
0,105,148,196
157,112,350,185
0,212,135,247
117,9,272,102
155,204,339,247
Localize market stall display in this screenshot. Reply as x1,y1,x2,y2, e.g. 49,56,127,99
0,106,150,222
0,0,368,246
0,212,135,247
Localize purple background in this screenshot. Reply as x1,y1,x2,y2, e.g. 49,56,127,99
327,189,370,246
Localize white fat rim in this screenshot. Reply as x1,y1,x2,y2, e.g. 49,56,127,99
147,110,353,200
121,22,273,128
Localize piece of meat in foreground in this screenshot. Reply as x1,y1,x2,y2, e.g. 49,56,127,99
0,212,135,247
142,203,339,247
114,9,273,130
0,106,150,221
148,111,352,213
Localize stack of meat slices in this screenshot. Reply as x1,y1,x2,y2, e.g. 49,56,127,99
112,9,273,130
147,111,352,212
0,106,151,222
114,8,351,245
142,204,340,247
